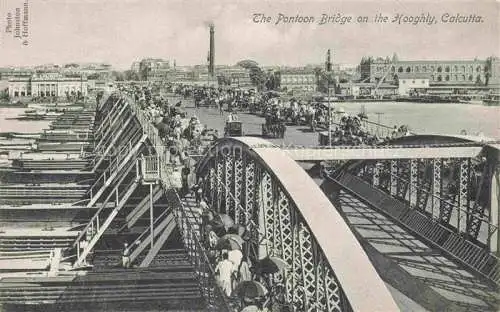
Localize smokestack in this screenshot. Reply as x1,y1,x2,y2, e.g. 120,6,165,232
209,24,215,77
326,49,332,72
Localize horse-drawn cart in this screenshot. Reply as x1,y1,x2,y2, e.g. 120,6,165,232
224,121,243,137
262,117,286,138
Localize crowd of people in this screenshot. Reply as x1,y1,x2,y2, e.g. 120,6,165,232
120,84,218,166
166,83,411,146
191,179,290,312
117,83,289,311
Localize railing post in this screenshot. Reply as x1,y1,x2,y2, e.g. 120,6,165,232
150,183,154,249
136,159,140,181
490,163,499,254
115,187,119,205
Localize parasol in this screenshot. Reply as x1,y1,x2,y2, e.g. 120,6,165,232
257,256,288,274
240,305,260,312
211,213,235,231
220,234,244,246
215,235,242,250
235,280,269,298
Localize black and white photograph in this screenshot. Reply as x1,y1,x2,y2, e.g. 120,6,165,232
0,0,499,311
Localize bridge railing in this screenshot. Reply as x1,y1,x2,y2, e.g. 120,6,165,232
123,95,233,311
332,170,500,286
141,155,160,182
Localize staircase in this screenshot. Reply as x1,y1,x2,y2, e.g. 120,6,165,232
86,133,147,208
0,250,205,311
73,176,140,268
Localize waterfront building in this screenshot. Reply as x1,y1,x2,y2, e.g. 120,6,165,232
360,55,496,87
488,57,500,86
8,72,88,98
279,68,317,92
397,73,431,95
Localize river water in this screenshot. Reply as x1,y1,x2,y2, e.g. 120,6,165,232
0,102,499,138
0,107,51,133
334,102,500,139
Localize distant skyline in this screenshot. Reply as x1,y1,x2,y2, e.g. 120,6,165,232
0,0,498,70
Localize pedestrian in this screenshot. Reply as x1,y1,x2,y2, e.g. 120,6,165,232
219,100,224,115
122,242,131,268
199,199,209,213
228,248,243,272
192,182,200,203
215,252,233,297
181,165,191,195
237,258,252,282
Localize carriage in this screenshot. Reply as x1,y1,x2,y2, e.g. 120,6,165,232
224,121,243,137
262,117,286,139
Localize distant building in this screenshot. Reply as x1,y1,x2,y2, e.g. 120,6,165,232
217,66,252,87
279,68,317,92
338,83,360,97
8,72,88,98
61,63,112,80
360,55,494,87
139,58,170,81
131,62,141,73
397,73,430,95
488,57,500,86
0,69,33,81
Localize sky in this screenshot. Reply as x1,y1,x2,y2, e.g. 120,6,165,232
0,0,498,69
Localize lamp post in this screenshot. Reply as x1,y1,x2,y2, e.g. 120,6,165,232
374,112,384,136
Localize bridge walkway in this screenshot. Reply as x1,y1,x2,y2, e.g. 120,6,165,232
333,189,499,311
331,172,500,287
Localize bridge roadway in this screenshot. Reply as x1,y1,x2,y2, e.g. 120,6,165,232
172,95,494,161
169,94,499,311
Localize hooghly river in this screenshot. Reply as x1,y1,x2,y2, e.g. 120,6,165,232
0,107,51,133
1,102,499,138
335,102,499,139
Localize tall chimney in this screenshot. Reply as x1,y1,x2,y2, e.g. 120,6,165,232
326,49,332,72
209,24,215,77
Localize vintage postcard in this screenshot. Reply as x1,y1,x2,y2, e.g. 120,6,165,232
0,0,499,311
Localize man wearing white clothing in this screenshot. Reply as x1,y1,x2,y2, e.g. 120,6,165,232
228,249,243,271
215,252,233,297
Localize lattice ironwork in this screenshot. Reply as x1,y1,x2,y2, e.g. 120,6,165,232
195,142,353,311
396,160,410,201
208,167,216,207
216,160,224,213
224,154,234,218
390,160,398,196
467,163,492,239
372,162,380,187
458,158,471,233
415,159,432,213
243,159,255,227
261,171,274,257
409,159,418,208
439,160,457,225
432,159,443,219
379,161,391,192
233,154,243,225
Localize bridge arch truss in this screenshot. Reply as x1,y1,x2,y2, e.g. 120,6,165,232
328,134,500,286
195,137,398,312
